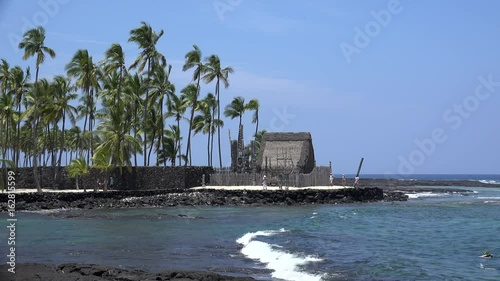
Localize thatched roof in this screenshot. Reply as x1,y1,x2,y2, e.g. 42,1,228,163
257,132,315,174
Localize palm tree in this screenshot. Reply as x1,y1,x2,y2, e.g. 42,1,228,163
101,43,127,104
0,59,11,175
99,70,121,107
224,96,247,171
50,75,77,187
202,55,233,168
123,73,144,166
193,93,217,166
0,59,10,98
18,26,56,193
128,21,166,166
94,104,141,175
180,83,198,165
246,98,259,167
67,157,88,191
150,64,174,162
66,49,100,164
224,96,247,131
166,93,188,166
66,126,83,163
254,129,267,157
182,45,205,166
157,134,177,167
9,66,31,167
0,93,17,171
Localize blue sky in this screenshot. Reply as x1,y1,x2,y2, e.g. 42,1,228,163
1,0,499,175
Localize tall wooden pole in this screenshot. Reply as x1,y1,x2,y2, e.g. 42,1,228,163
355,157,364,177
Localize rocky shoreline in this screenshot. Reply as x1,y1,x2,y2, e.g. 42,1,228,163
0,187,407,212
0,263,256,281
0,178,490,212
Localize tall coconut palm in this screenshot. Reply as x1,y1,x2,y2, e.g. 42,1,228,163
94,104,141,175
18,26,56,193
0,93,17,168
101,43,127,104
0,59,10,98
123,73,144,166
224,96,247,131
99,70,121,107
50,75,77,187
157,134,177,167
0,59,11,176
246,98,259,166
202,55,233,169
180,83,198,165
150,64,174,162
66,49,100,164
182,45,204,166
9,66,31,167
128,21,166,166
193,93,218,166
166,93,188,166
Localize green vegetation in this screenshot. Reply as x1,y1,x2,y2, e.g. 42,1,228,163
0,23,261,191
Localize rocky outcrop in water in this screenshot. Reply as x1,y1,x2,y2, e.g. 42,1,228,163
0,188,406,211
0,263,256,281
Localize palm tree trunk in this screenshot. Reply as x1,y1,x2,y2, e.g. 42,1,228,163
253,115,258,167
16,103,22,167
185,76,200,167
216,79,222,169
133,102,138,167
207,129,210,166
55,111,66,190
51,121,57,189
88,89,94,165
148,131,156,166
177,119,182,166
157,96,164,166
143,58,151,166
81,112,87,158
33,66,41,193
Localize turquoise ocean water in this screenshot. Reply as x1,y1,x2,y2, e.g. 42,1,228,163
1,175,500,280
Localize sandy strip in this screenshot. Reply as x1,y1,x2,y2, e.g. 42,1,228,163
2,188,86,193
2,186,354,193
191,185,353,191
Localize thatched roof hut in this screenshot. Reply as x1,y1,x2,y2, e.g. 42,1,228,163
257,132,315,174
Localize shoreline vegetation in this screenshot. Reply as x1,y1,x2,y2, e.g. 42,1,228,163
0,23,263,193
0,178,490,212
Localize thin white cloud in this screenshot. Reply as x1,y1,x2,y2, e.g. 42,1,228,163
48,31,112,46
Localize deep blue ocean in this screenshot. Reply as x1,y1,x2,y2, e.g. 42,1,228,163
1,175,499,280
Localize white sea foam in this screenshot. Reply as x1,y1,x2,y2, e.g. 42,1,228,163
406,192,449,199
236,229,325,281
479,180,500,184
477,197,500,200
22,208,74,214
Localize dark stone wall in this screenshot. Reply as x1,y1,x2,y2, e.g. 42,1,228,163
9,166,213,190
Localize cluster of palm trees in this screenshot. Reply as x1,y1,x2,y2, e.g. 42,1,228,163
0,22,263,192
